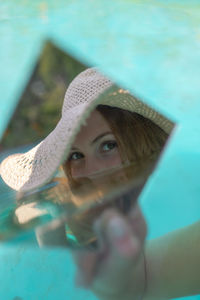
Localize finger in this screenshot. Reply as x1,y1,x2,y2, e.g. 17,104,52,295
128,204,147,243
95,210,140,271
94,209,141,259
106,215,141,263
92,211,142,294
72,250,98,288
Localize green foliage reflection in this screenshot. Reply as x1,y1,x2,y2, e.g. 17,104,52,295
1,42,86,151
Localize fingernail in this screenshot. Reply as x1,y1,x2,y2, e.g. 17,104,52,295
107,216,129,240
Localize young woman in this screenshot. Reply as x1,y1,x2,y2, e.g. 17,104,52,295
1,68,199,300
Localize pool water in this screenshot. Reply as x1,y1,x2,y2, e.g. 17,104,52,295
0,192,199,300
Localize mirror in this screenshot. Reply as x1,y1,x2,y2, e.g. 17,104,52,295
1,161,154,248
0,42,174,249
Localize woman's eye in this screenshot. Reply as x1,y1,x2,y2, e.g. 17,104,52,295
101,141,118,152
69,152,84,161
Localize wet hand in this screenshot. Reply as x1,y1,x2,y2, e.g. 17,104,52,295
73,206,147,300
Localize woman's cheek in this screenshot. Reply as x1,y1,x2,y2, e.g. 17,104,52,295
70,160,84,178
101,151,122,169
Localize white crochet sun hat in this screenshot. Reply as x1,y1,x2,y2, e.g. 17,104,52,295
0,68,173,192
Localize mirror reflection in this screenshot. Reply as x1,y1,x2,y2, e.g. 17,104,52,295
0,55,174,248
2,161,153,248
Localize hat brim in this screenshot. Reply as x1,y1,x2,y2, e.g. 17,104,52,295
0,85,174,192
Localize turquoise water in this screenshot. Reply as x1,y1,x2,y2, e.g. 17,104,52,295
0,180,199,300
0,245,97,300
0,210,198,300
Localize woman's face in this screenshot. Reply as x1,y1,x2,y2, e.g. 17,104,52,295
68,110,122,179
67,109,147,247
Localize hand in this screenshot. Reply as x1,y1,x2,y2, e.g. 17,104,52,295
72,203,147,300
